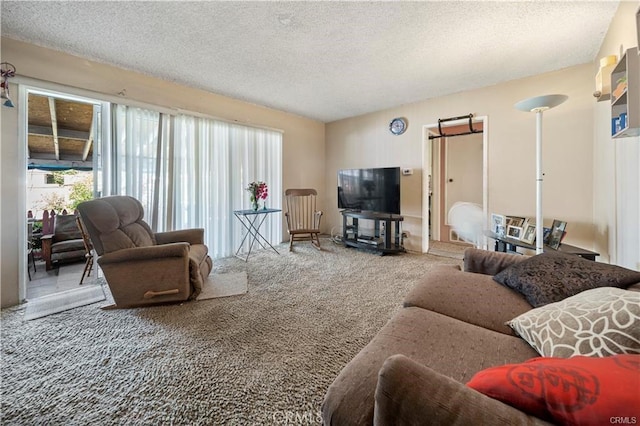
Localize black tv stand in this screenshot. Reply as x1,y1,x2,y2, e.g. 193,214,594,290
341,210,405,255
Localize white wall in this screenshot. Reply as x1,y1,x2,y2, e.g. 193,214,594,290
326,64,596,253
27,170,92,216
1,97,20,307
615,138,640,269
0,38,326,308
593,1,640,267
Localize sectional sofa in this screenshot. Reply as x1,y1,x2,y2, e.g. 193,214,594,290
322,248,640,425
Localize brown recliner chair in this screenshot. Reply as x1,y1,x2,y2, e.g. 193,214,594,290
77,195,213,308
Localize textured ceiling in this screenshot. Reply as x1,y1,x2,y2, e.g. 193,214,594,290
1,1,620,122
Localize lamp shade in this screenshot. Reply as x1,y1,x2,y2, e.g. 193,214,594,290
515,94,568,112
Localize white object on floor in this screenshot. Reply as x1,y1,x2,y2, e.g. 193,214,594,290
197,271,248,300
448,202,484,247
24,284,106,320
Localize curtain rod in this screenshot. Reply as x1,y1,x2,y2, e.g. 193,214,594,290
13,75,284,134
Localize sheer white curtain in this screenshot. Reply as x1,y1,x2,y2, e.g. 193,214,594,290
171,115,282,257
110,105,282,258
228,122,283,256
112,105,161,218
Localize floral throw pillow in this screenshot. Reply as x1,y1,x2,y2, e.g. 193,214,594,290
507,287,640,358
493,251,640,307
467,355,640,426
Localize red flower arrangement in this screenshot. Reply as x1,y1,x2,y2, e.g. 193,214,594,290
246,181,268,209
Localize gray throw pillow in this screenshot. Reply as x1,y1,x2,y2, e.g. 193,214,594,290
493,251,640,307
507,287,640,357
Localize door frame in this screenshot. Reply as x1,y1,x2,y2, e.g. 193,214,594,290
421,116,488,253
17,82,109,301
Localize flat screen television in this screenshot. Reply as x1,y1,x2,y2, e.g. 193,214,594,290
337,167,401,214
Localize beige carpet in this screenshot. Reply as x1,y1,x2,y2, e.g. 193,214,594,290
1,238,462,424
197,272,248,300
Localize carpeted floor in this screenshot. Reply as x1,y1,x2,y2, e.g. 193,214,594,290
1,239,462,425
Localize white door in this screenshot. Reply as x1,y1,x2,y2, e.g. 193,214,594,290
422,118,487,251
445,133,483,213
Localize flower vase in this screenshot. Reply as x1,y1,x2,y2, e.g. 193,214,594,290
251,199,259,211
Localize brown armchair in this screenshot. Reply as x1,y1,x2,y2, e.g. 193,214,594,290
77,195,213,308
41,214,86,270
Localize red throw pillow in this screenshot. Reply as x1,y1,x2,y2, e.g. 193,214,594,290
466,355,640,426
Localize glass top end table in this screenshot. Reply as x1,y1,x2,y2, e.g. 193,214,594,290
233,208,281,261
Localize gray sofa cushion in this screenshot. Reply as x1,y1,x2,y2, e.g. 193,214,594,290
374,354,553,426
493,251,640,307
404,265,532,335
52,214,82,243
463,248,529,275
321,307,538,426
51,239,85,254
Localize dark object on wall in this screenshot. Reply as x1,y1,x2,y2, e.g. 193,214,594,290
428,113,483,140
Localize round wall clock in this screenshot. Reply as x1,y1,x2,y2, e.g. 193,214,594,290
389,117,407,135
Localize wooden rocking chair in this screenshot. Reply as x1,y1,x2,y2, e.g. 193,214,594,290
284,188,323,251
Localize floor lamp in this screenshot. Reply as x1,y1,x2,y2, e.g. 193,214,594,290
514,94,568,254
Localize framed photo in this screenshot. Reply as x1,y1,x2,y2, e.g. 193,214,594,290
491,213,506,235
547,220,567,249
506,225,523,240
506,216,526,229
520,223,536,245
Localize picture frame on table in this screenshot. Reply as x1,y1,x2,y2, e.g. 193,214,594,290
491,213,506,235
547,220,567,249
507,225,523,240
520,223,536,245
506,216,526,229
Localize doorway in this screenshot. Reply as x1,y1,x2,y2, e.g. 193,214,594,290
20,85,107,305
421,116,488,253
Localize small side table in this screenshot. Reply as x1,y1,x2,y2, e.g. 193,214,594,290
233,208,281,261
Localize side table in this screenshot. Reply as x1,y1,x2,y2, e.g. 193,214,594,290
233,208,281,261
485,231,600,261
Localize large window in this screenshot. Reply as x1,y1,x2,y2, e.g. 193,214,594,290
111,105,283,258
